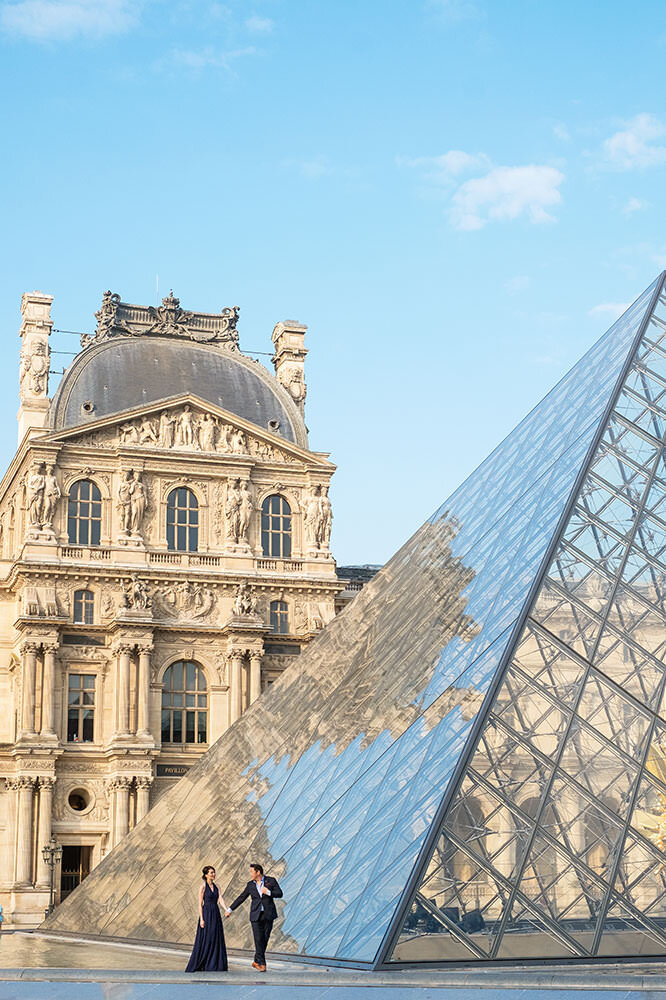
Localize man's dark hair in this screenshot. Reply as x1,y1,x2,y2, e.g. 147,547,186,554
250,862,264,875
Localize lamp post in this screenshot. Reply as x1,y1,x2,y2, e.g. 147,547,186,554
41,836,62,917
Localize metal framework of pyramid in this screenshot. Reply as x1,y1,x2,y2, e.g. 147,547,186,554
47,272,666,966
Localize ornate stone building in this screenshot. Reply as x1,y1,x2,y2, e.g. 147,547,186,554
0,289,341,925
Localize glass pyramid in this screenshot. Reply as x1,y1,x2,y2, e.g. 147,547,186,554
46,273,666,968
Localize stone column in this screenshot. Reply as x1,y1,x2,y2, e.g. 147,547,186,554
112,777,132,846
115,644,132,736
36,776,55,886
230,651,243,724
14,776,35,885
249,651,263,705
135,777,152,824
20,642,39,737
137,646,152,737
40,643,58,737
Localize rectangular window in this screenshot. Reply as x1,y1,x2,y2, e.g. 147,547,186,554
67,674,96,743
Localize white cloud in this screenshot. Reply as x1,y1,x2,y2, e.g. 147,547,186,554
0,0,138,41
158,45,256,73
622,196,648,215
505,275,530,294
245,14,273,33
450,165,564,230
283,155,332,179
589,303,630,318
426,0,481,22
603,113,666,170
552,123,570,142
402,151,565,230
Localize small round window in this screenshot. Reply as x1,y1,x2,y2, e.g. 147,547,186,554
68,788,90,812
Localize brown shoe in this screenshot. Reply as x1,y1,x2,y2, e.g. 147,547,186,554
252,961,261,969
259,965,267,972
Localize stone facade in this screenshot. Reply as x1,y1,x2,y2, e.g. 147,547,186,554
0,290,342,926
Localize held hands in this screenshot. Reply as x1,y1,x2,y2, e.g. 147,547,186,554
225,909,232,918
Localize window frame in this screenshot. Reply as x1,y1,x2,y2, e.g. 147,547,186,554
67,673,96,743
73,589,95,625
270,599,290,634
161,660,208,746
166,487,199,553
261,494,292,558
67,479,102,547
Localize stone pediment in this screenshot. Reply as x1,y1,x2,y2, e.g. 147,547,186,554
41,395,333,469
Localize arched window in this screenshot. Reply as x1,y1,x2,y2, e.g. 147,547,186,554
73,589,94,625
67,480,102,546
270,600,289,634
161,660,207,745
166,487,198,552
261,495,291,558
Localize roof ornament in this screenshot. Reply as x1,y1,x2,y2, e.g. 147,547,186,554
82,290,240,349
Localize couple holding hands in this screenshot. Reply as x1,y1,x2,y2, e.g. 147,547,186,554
185,862,283,973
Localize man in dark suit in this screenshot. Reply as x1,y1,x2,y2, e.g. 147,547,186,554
226,863,283,971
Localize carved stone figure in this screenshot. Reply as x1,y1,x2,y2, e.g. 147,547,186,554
178,405,194,447
199,413,217,450
159,410,175,448
42,464,61,529
28,462,46,527
119,422,139,445
130,471,147,535
117,470,133,534
217,424,232,452
90,290,240,347
153,581,215,620
287,369,306,404
138,417,158,444
101,591,115,617
319,485,332,548
20,341,49,395
304,484,323,549
239,480,253,543
231,428,247,454
233,581,257,617
122,574,151,611
224,477,243,545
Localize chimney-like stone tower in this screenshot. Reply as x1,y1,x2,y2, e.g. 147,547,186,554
18,291,53,442
271,319,308,416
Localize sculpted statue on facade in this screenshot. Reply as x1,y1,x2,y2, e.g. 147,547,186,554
138,417,158,444
129,471,147,535
231,428,247,454
304,484,332,550
199,412,217,450
153,581,216,620
117,470,133,535
20,341,49,396
119,422,139,445
159,410,175,448
122,574,151,611
42,465,61,530
233,581,257,617
239,480,253,544
319,485,332,547
177,405,195,447
224,477,243,545
28,462,46,527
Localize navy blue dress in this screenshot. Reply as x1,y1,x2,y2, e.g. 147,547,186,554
185,882,228,972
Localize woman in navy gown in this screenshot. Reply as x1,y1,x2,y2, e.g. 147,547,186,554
185,865,229,972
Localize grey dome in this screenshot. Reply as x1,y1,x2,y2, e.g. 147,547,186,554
49,338,306,446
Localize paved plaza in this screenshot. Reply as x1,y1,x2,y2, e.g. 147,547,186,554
3,932,666,998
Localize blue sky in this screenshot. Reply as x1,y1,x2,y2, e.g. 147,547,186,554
1,0,666,564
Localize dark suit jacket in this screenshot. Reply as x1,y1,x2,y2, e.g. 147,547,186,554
230,876,283,922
